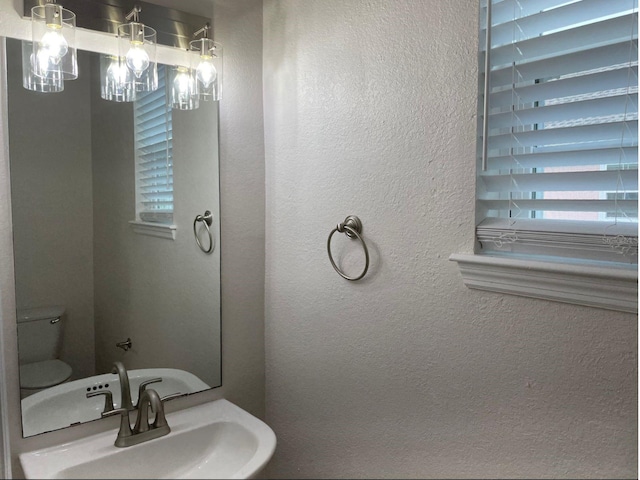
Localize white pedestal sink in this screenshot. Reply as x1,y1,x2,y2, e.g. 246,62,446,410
22,368,211,437
19,399,276,479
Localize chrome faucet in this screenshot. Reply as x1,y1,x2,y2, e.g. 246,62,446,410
134,389,170,435
111,361,134,411
104,388,171,447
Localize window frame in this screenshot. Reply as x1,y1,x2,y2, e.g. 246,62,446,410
450,0,638,313
129,64,177,240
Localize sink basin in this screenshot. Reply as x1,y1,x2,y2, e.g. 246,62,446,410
19,399,276,479
22,368,210,437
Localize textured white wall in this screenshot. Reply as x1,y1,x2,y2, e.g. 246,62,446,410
263,1,637,478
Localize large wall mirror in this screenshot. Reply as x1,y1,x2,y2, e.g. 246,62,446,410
5,37,221,438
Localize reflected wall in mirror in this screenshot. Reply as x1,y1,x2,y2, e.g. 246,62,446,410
6,38,221,438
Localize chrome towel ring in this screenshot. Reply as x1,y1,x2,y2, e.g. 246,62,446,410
193,210,215,254
327,215,369,281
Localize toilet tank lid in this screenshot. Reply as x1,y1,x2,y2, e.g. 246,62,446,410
17,306,66,324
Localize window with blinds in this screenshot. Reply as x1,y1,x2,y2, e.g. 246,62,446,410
134,64,173,223
477,0,638,264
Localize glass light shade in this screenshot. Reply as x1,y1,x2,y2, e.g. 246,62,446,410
118,22,158,93
170,65,199,110
100,54,135,102
21,40,64,93
189,38,222,101
31,3,77,81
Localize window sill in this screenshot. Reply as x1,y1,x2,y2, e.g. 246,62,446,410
129,220,177,240
449,253,638,313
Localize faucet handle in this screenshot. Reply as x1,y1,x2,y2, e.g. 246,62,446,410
102,407,127,418
160,392,182,402
86,390,115,414
136,378,163,408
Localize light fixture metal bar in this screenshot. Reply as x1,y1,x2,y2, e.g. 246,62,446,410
193,23,210,39
124,5,141,23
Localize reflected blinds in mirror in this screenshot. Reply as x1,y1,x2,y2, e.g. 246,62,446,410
134,64,174,223
477,0,638,262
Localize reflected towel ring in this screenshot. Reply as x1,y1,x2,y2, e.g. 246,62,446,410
193,210,214,254
327,215,369,281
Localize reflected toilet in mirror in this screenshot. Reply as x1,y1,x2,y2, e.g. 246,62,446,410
18,306,72,399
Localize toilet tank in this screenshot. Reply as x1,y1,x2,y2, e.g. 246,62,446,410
17,306,65,364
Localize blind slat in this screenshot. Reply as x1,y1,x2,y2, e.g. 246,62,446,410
139,173,173,183
136,131,173,148
491,13,637,67
490,41,637,87
140,183,173,191
491,0,631,48
137,113,171,131
142,200,173,206
142,191,173,199
139,166,173,177
488,120,638,151
476,222,638,259
135,90,167,109
136,106,172,124
487,146,638,170
480,199,638,215
136,98,167,116
489,93,638,130
490,66,639,109
490,0,574,27
139,150,173,163
139,157,173,169
480,169,638,193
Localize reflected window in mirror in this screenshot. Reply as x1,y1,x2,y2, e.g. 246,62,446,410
135,65,174,224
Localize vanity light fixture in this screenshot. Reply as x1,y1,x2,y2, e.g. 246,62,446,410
30,0,77,83
118,5,158,93
21,40,64,93
190,24,223,101
22,0,216,101
100,54,135,102
170,65,199,110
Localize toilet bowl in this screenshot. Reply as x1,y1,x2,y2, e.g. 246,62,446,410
17,306,73,398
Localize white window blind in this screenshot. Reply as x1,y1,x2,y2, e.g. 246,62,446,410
477,0,639,264
134,64,173,223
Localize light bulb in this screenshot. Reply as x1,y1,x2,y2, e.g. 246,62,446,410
126,44,150,78
32,47,62,80
174,70,191,93
172,67,198,109
40,28,68,64
196,57,216,88
107,59,129,84
35,48,54,73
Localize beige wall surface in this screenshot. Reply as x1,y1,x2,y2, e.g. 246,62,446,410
262,1,638,478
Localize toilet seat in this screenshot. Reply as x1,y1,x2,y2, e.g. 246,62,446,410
20,359,72,389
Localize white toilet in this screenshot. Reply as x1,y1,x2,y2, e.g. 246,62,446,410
17,306,73,398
